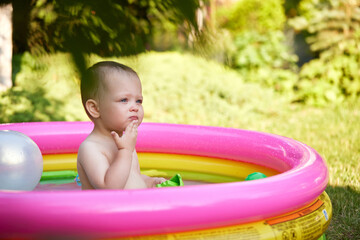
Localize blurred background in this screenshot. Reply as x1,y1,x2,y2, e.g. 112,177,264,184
0,0,359,238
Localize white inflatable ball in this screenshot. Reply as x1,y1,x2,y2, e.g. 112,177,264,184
0,130,43,190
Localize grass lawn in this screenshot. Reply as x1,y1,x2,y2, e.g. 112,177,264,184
1,52,359,239
254,101,360,239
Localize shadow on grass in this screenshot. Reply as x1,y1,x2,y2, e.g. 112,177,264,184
325,185,360,239
0,87,66,123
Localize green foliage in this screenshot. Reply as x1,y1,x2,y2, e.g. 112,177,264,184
0,87,65,123
27,0,200,56
295,54,360,105
191,28,236,66
289,0,360,105
0,53,86,123
241,67,299,95
21,0,202,89
217,0,286,33
291,0,360,59
232,31,298,69
229,31,299,94
211,1,298,97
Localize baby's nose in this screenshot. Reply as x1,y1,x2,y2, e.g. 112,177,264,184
130,103,139,112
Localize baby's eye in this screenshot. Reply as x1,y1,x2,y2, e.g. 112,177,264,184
120,98,128,102
137,99,143,104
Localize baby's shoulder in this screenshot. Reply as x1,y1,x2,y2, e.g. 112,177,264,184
78,135,113,160
78,137,104,158
79,137,98,151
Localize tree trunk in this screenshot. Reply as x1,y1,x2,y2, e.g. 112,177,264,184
0,3,13,92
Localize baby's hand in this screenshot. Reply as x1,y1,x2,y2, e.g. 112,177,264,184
111,120,138,151
152,177,167,188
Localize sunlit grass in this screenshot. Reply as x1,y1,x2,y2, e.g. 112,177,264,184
231,99,360,239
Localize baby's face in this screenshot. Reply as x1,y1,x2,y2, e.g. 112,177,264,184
98,71,144,133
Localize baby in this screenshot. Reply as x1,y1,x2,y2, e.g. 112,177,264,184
77,61,166,190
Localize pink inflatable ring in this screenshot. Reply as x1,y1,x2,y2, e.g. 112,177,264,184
0,122,330,239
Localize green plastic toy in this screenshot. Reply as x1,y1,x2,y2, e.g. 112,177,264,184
317,234,326,240
157,174,184,187
245,172,267,181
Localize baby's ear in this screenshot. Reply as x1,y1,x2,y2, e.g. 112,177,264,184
86,99,100,118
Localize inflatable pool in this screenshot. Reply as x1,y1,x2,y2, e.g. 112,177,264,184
0,122,332,239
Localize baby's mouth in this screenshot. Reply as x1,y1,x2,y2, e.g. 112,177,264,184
129,116,138,121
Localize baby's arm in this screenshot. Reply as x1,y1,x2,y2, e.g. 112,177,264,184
131,148,166,188
78,121,138,189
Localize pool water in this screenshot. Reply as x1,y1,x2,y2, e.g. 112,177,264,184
34,179,208,191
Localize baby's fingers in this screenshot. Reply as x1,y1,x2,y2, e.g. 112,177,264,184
111,131,123,148
132,120,139,128
155,177,167,184
129,120,139,134
125,120,137,133
111,131,119,139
